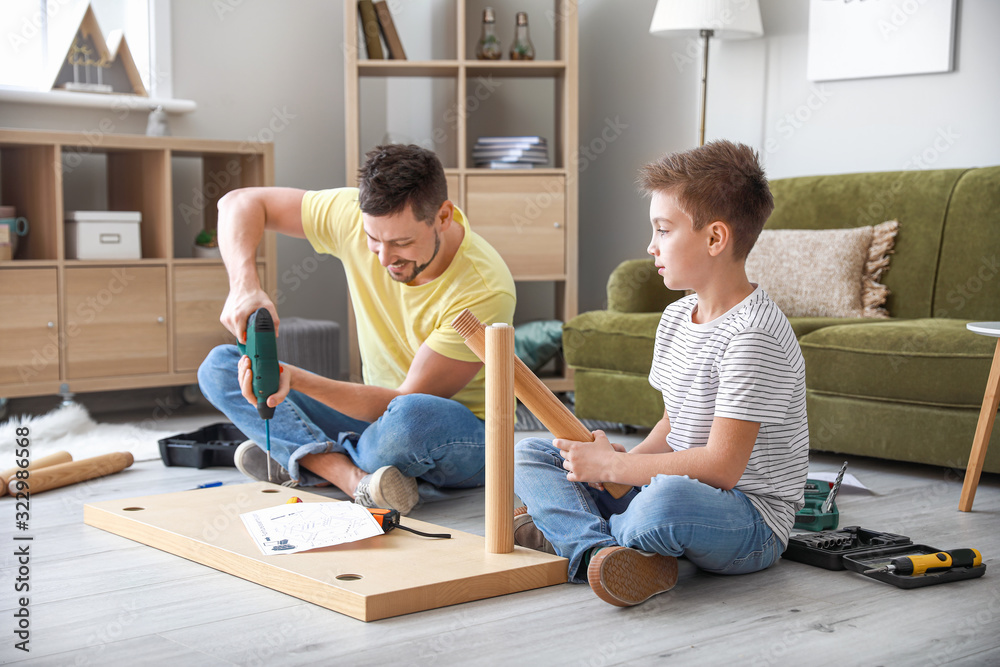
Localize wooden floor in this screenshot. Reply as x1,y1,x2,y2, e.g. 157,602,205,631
3,403,1000,666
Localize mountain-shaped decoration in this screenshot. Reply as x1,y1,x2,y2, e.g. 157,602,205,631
48,3,147,96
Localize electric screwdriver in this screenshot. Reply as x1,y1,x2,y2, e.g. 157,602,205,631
236,308,280,482
865,548,982,576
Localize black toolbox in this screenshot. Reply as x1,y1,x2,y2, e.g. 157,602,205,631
158,422,248,468
782,526,986,589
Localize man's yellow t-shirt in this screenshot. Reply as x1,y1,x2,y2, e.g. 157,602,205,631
300,188,516,419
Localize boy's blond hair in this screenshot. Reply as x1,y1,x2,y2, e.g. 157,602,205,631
637,140,774,259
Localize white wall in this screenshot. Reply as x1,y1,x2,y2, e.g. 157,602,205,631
575,0,1000,312
2,0,998,374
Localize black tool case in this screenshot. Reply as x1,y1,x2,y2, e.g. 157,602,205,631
158,423,248,468
782,526,986,589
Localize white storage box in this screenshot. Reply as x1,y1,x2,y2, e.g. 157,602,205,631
65,211,142,260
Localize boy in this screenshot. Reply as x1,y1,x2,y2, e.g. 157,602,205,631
513,140,809,607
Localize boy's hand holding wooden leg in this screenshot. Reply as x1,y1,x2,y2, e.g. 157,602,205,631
555,430,627,491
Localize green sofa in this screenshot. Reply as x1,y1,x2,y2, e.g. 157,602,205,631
564,166,1000,474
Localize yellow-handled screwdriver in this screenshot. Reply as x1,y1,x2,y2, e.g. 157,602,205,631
864,548,982,576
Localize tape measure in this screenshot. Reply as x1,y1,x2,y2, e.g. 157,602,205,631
367,508,451,539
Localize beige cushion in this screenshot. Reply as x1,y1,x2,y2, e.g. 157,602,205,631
745,220,899,318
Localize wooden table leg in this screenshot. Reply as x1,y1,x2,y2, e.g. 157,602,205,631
959,340,1000,511
485,323,515,554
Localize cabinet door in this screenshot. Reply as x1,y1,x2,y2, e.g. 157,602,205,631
0,269,59,385
465,175,566,276
173,264,264,372
65,266,168,379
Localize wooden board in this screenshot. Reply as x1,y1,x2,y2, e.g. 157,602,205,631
83,482,567,622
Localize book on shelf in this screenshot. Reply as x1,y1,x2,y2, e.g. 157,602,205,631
473,134,549,168
358,0,383,60
476,135,547,146
373,1,406,60
475,161,538,170
473,143,546,153
473,152,548,164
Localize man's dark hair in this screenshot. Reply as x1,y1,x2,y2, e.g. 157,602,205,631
357,144,448,223
637,140,774,259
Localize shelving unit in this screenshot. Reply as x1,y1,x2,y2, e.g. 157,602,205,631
344,0,579,392
0,128,276,399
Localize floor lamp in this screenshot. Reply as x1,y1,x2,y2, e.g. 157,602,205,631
649,0,763,146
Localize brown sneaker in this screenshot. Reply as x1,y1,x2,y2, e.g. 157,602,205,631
587,546,678,607
513,506,556,554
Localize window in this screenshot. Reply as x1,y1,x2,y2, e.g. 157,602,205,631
0,0,171,98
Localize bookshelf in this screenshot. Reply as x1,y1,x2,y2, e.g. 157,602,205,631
0,129,276,399
344,0,579,392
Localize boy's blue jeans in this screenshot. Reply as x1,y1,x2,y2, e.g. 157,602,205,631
514,438,783,582
197,345,487,492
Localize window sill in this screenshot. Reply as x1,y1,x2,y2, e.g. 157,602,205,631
0,88,196,115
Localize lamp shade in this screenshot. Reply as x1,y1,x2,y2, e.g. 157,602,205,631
650,0,763,40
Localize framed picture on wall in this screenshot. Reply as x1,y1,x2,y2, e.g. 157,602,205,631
807,0,957,82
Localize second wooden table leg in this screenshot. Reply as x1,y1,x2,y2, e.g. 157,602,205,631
959,339,1000,512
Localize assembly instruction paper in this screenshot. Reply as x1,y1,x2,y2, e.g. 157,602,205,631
240,501,384,555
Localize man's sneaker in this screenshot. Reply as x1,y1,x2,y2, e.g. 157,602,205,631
587,546,678,607
353,466,419,515
513,506,556,554
234,440,294,486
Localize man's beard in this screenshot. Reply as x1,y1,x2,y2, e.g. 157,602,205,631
388,230,441,283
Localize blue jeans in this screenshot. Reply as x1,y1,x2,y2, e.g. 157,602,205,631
514,438,783,583
197,345,487,493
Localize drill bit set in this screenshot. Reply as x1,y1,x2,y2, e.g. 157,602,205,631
782,526,986,589
792,462,848,531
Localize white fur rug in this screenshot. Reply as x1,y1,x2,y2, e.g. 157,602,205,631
0,404,177,463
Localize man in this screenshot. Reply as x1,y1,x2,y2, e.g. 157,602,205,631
198,145,516,514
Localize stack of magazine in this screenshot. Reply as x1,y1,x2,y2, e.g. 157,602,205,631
473,136,548,169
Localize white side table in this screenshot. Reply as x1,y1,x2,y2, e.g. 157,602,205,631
959,322,1000,511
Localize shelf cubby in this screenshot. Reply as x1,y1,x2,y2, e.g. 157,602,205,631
345,0,578,391
0,128,275,399
0,143,60,260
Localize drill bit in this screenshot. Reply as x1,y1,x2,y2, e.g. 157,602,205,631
821,461,848,514
266,419,272,483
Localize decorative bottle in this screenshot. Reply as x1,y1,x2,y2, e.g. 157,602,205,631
475,7,502,60
508,12,535,61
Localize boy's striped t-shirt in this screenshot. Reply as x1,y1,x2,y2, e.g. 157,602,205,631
648,286,809,546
